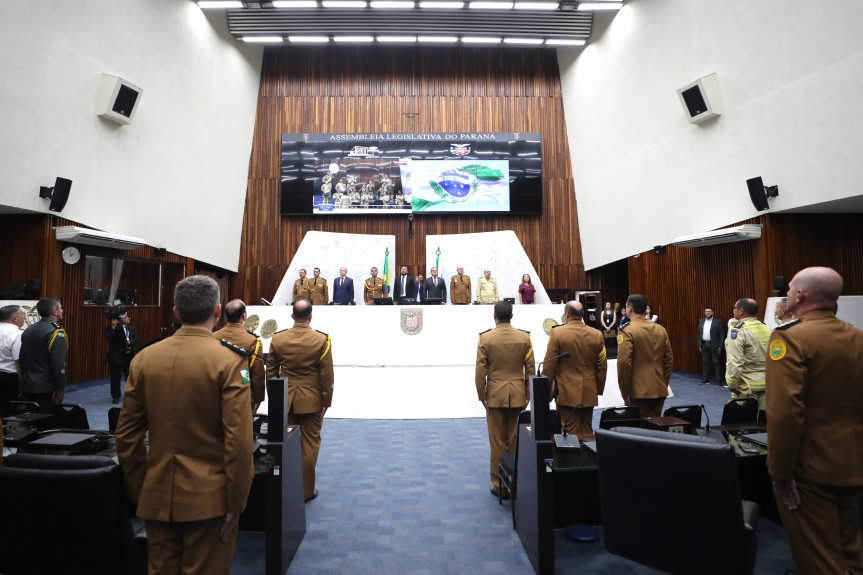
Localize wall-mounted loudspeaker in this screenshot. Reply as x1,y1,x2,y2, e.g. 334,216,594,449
676,73,722,125
97,74,143,125
653,245,667,255
746,177,779,211
39,177,73,212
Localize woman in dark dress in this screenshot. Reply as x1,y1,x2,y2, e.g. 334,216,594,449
518,274,536,304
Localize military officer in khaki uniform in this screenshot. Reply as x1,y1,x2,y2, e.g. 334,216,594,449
293,269,311,302
214,299,266,413
476,269,499,304
542,301,607,434
267,300,334,502
475,300,534,498
308,267,329,306
767,267,863,575
617,294,673,418
363,267,386,305
725,298,770,417
450,266,472,305
116,276,254,575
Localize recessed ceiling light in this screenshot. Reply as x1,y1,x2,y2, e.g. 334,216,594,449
503,37,543,44
513,1,558,8
371,0,414,6
462,36,502,43
272,0,318,6
321,0,367,6
198,1,244,7
242,36,284,42
545,38,586,45
469,1,513,8
334,35,375,42
418,36,459,42
289,35,332,42
419,1,464,6
378,35,418,42
577,1,622,10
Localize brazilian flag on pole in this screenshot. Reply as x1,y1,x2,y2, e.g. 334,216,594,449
383,248,391,296
436,246,441,271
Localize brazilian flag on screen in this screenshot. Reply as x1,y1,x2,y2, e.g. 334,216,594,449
383,248,391,296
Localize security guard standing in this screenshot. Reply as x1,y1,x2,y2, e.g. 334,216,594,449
19,298,67,411
293,269,311,302
363,267,386,305
767,267,863,575
267,300,334,502
725,298,770,419
617,294,673,418
542,301,607,434
450,266,472,305
214,299,266,413
116,276,254,575
475,300,534,498
476,269,499,304
309,267,329,306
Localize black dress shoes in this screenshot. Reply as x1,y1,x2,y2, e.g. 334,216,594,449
305,489,319,503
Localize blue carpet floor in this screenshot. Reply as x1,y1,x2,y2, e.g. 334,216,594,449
64,371,795,574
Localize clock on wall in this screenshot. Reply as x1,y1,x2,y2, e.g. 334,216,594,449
62,246,81,265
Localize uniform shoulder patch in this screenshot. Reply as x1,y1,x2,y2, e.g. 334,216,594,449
220,339,251,357
730,331,738,340
775,319,801,331
733,321,745,329
617,334,624,345
769,339,787,360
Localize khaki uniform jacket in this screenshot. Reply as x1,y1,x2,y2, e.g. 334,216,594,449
213,323,266,406
475,323,535,408
450,274,472,304
542,320,607,407
766,310,863,485
293,278,311,302
724,316,770,394
308,277,329,306
267,323,334,414
115,326,254,522
617,317,673,399
476,277,499,304
363,277,386,304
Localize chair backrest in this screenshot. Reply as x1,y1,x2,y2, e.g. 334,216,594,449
663,404,703,428
518,410,532,425
720,397,759,426
6,400,41,415
51,403,90,430
596,427,754,575
108,407,122,433
0,455,146,575
599,406,641,430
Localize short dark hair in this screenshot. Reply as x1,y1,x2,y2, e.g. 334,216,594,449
36,298,61,318
494,300,513,323
736,298,759,316
565,301,583,318
626,294,648,315
224,299,246,323
174,276,220,324
0,305,21,322
293,299,313,320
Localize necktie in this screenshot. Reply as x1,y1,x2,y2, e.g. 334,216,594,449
341,278,344,287
434,277,437,287
315,278,317,286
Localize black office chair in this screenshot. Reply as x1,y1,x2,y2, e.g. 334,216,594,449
599,406,641,430
498,410,533,527
108,406,122,433
5,400,41,415
51,403,90,430
596,427,759,575
721,397,759,426
0,454,147,575
664,404,703,428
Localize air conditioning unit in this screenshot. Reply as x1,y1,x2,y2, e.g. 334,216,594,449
55,226,147,250
671,224,762,248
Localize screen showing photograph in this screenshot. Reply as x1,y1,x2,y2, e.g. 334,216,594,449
400,160,510,213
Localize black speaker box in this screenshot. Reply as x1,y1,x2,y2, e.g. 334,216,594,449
747,177,770,211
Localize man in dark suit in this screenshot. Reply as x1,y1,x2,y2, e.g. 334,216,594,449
422,267,446,303
392,266,416,304
697,306,724,385
332,267,355,305
105,309,139,404
415,275,425,303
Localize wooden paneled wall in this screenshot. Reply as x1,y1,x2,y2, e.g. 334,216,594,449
623,213,863,375
231,46,587,303
1,214,189,383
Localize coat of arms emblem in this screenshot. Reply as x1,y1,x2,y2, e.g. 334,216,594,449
449,144,471,156
400,308,423,335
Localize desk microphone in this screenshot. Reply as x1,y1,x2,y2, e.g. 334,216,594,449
260,298,273,306
535,352,570,377
699,403,727,444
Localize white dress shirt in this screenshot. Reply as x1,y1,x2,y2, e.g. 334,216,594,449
0,322,23,373
702,318,713,341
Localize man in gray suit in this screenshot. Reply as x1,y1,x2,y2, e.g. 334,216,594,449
697,306,725,385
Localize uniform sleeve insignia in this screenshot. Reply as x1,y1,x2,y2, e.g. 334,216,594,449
240,368,250,384
775,319,801,331
769,339,787,360
730,331,738,340
616,334,624,345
